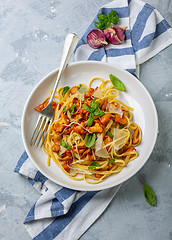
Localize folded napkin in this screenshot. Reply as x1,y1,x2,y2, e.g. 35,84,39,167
15,0,172,239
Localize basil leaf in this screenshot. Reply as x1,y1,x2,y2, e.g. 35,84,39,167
90,99,96,106
83,104,92,113
87,113,94,126
91,101,99,112
111,16,119,25
84,133,96,148
62,106,67,112
60,140,70,149
69,103,75,116
79,84,82,89
143,184,157,206
88,161,101,169
94,21,107,30
104,20,111,29
109,159,115,163
94,109,105,116
97,14,108,22
108,10,116,19
94,10,119,30
107,130,114,138
109,74,125,91
62,86,70,95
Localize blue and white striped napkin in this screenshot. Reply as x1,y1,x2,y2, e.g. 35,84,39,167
75,0,172,77
15,0,172,239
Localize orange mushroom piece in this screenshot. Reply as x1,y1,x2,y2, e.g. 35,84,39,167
35,100,57,112
101,100,108,111
114,114,127,125
85,154,94,161
81,148,91,159
95,173,103,178
51,133,62,143
85,88,94,98
132,128,139,144
62,163,70,172
51,144,60,152
123,147,136,153
53,113,69,133
88,123,103,133
70,86,79,95
100,113,111,125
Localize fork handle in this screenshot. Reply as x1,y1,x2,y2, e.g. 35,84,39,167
49,33,79,104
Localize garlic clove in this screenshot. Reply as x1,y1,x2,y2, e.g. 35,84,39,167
87,29,108,49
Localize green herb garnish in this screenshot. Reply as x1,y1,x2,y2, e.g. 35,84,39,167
87,113,94,127
90,99,96,106
69,103,75,116
83,104,92,113
62,86,70,95
143,184,157,206
60,140,70,149
94,109,105,116
94,10,119,30
109,74,125,91
62,106,67,112
83,100,102,126
119,124,126,129
84,133,96,148
107,130,114,138
88,161,102,169
109,159,115,164
90,101,99,112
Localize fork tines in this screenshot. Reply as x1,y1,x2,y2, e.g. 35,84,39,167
30,115,52,147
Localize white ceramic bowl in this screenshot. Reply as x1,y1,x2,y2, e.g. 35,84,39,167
22,61,158,191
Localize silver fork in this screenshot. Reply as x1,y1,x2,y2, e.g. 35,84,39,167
30,33,79,147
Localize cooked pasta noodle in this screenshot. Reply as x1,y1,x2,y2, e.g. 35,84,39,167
35,77,142,184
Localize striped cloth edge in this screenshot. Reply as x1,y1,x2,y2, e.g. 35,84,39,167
15,0,172,239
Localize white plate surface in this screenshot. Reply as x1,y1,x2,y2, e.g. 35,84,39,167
22,61,158,191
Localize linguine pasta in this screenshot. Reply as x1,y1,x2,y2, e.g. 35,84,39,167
35,77,141,184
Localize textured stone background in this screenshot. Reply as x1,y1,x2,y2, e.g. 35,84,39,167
0,0,172,239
